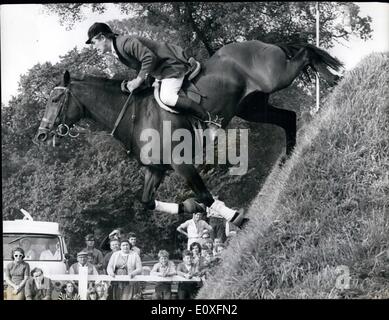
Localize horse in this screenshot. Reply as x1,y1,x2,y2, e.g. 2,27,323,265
34,39,342,226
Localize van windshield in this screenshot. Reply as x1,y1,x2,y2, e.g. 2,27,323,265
3,234,62,261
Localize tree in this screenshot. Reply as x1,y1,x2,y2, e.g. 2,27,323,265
43,2,372,58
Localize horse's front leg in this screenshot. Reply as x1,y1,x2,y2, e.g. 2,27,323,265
142,166,183,214
141,166,166,210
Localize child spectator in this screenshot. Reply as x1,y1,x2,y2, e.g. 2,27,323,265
189,242,205,270
212,238,223,256
214,244,226,258
87,287,98,300
58,281,80,300
150,250,176,300
95,281,109,300
128,232,141,256
176,250,200,299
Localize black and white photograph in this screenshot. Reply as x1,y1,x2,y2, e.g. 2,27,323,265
1,1,388,307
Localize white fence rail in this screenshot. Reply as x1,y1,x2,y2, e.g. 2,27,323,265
21,266,201,300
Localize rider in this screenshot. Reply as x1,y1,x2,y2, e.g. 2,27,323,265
85,22,221,134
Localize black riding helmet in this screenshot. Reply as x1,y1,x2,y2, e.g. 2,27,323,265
85,22,117,44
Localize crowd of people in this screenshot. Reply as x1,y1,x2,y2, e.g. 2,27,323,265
4,211,237,300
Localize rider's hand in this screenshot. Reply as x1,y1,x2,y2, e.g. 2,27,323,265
126,77,143,92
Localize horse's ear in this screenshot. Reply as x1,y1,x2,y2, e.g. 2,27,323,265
63,70,70,87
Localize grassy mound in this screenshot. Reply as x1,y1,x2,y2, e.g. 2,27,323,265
197,52,389,299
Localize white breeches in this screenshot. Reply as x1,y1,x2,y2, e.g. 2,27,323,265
159,77,185,106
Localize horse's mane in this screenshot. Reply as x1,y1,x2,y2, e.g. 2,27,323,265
70,73,154,97
71,74,124,86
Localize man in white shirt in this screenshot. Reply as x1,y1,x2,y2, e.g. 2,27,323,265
177,212,213,250
39,239,61,260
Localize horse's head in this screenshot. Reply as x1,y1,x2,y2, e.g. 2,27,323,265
35,70,84,145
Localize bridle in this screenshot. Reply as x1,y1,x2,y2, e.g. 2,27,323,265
37,83,136,154
39,85,85,138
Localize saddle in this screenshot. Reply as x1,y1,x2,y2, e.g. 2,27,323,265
152,79,205,114
121,64,205,115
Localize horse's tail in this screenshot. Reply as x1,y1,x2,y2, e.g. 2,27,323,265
277,43,344,85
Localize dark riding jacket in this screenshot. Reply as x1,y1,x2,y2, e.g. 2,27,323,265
113,35,191,80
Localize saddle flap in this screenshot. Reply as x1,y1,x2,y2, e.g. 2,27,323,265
184,82,202,105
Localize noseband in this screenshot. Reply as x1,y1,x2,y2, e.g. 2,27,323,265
40,86,84,138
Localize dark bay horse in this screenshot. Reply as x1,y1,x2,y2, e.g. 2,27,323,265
35,40,342,225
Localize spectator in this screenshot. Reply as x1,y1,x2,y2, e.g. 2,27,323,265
51,282,63,300
212,238,223,256
225,221,239,243
150,250,176,300
177,212,213,249
202,239,214,256
82,234,104,274
69,251,99,275
99,228,125,252
39,238,61,260
95,281,109,300
58,281,80,300
19,238,37,260
176,250,200,299
189,242,205,270
102,239,120,273
4,247,30,300
25,267,53,300
128,232,141,256
107,240,142,300
87,287,98,300
200,229,211,245
214,243,226,258
198,249,218,281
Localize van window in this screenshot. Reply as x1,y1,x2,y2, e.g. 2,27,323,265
3,234,62,261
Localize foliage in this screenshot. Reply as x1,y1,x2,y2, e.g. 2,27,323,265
43,2,372,57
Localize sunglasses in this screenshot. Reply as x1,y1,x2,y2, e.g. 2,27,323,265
14,254,23,257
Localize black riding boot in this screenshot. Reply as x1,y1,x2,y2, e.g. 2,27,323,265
175,94,208,121
175,93,222,141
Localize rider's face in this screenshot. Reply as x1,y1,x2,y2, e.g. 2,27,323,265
91,35,110,54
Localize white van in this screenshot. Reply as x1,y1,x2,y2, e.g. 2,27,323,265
3,211,69,276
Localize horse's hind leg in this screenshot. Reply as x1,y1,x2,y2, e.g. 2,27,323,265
171,163,214,207
237,94,296,156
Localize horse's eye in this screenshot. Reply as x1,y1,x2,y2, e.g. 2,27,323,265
51,92,63,103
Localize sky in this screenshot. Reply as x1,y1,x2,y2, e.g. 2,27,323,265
1,2,389,106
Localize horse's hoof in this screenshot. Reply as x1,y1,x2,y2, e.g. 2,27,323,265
232,209,247,228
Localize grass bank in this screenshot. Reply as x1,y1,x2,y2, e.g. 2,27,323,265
197,52,389,299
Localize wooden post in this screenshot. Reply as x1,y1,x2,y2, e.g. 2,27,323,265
78,266,89,300
315,2,320,113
